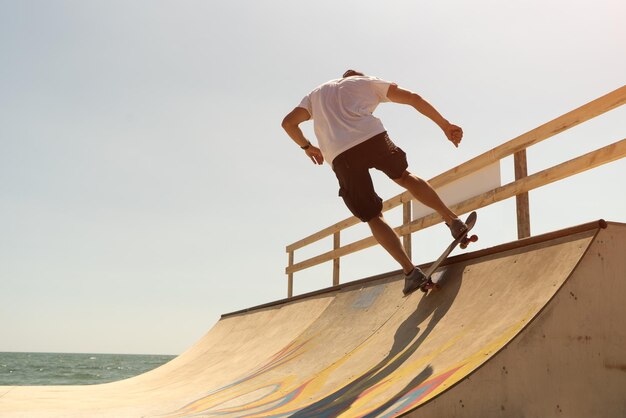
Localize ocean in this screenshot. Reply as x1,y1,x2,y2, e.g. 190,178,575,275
0,352,176,386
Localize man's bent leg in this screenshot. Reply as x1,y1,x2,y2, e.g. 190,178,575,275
393,171,458,224
367,213,414,274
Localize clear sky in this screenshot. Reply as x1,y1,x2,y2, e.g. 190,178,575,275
1,0,624,355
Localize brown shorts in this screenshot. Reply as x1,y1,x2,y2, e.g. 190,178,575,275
332,132,408,222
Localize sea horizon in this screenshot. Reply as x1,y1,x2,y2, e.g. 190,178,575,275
0,351,177,386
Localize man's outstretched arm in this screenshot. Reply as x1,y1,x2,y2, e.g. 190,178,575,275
386,84,463,147
282,107,324,165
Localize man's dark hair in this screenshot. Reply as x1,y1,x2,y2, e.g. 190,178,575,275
342,69,365,78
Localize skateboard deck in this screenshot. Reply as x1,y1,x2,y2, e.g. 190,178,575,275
420,211,478,294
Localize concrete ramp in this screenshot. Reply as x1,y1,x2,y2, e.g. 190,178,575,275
1,221,625,417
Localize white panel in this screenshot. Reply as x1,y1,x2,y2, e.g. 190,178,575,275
412,162,502,220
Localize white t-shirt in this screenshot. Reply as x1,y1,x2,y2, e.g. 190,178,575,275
298,76,394,164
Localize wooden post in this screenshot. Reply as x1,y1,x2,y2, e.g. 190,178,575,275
403,201,412,258
333,232,340,286
514,150,531,239
288,251,294,298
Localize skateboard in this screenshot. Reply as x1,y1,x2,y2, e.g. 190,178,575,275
420,211,478,294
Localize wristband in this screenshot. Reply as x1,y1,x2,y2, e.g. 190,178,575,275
301,141,311,150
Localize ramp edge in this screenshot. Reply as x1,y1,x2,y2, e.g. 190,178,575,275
223,219,610,318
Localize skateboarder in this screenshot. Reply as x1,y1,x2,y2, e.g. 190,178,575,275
281,70,467,295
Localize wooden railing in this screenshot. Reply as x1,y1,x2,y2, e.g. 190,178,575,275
285,85,626,297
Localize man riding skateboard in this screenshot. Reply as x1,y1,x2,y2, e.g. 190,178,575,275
282,70,468,295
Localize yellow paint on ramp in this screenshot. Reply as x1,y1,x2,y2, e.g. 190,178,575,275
1,221,625,417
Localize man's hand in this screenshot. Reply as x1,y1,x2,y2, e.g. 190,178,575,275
305,145,324,165
444,123,463,147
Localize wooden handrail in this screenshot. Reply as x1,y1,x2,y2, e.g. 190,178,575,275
399,138,626,236
286,85,626,253
286,138,626,275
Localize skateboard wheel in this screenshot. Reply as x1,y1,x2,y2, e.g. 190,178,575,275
420,279,435,293
460,234,479,249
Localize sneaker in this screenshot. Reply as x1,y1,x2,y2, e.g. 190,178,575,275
403,267,428,296
447,218,468,240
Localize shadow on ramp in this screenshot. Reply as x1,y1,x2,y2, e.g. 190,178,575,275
291,265,463,417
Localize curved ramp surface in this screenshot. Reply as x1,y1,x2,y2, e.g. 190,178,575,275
1,221,625,417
